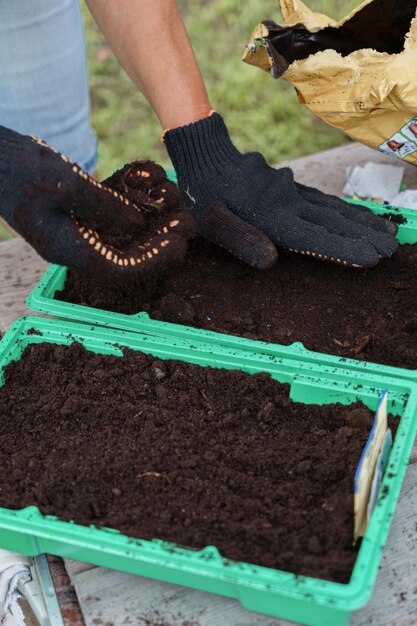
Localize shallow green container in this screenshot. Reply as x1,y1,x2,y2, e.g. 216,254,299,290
1,316,417,626
27,201,417,384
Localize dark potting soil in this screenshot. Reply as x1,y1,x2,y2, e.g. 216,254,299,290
381,212,406,225
0,341,386,583
58,239,417,370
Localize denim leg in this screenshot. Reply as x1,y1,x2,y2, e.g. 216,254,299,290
0,0,98,173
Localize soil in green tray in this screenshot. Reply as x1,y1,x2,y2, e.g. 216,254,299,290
0,341,393,583
58,238,417,370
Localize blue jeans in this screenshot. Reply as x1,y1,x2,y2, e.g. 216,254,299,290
0,0,97,173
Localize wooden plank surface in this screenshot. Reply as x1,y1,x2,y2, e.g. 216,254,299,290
1,142,416,626
0,237,47,335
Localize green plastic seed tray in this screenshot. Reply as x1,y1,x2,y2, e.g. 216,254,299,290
27,201,417,386
1,316,417,626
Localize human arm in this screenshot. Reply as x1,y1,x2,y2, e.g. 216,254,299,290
84,0,211,130
86,0,398,268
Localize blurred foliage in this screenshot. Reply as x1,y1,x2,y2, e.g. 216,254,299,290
0,222,11,241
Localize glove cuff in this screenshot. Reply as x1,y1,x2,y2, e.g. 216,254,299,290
164,113,241,187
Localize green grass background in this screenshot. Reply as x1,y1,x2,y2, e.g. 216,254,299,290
0,223,9,241
0,0,358,242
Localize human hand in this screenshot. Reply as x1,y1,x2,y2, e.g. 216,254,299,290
165,113,398,269
0,125,194,279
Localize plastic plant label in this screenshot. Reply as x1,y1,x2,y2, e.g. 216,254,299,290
367,428,393,522
354,390,388,541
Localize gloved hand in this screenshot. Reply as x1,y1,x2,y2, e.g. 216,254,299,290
164,113,398,269
0,125,194,279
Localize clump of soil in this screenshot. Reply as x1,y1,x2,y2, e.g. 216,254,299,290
58,239,417,370
0,341,395,583
381,211,406,225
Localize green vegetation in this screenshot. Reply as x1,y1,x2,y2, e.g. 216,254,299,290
0,223,11,242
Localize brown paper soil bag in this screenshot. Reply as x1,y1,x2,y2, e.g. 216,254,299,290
243,0,417,164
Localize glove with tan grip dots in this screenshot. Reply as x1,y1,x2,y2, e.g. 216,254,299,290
164,113,399,270
0,124,195,279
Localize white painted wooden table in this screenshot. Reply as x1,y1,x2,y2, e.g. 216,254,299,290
1,143,417,626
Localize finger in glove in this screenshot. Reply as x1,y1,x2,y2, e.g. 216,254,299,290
193,202,277,270
295,182,398,236
297,203,398,259
273,214,381,267
73,225,190,281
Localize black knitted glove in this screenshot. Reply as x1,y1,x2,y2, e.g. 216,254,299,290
164,113,398,269
0,125,194,279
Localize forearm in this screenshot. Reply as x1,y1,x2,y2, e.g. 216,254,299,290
85,0,212,129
